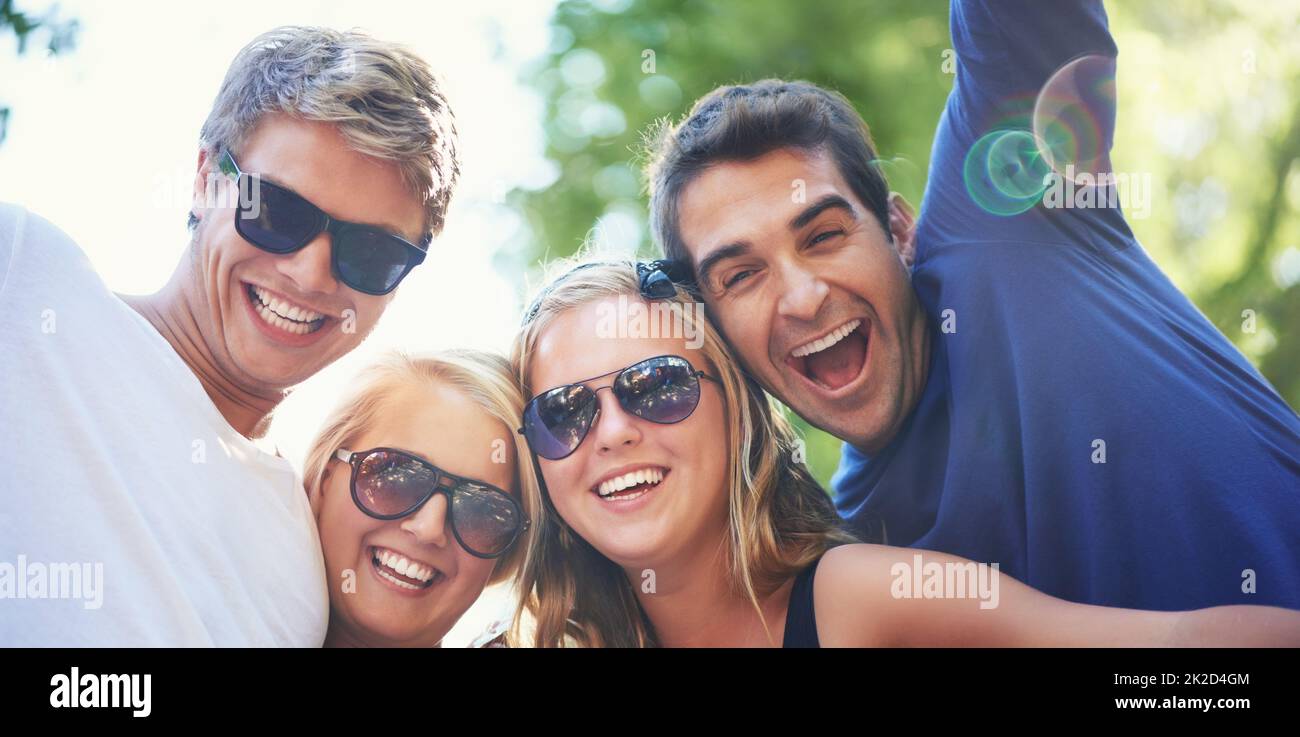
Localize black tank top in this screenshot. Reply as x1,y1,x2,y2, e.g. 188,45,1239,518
781,555,823,648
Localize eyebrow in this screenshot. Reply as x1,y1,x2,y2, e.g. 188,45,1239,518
790,193,857,230
694,194,858,286
695,241,752,289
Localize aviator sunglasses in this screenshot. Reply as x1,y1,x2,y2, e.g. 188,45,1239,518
519,354,719,461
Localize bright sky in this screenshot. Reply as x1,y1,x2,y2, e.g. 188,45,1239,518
0,0,562,646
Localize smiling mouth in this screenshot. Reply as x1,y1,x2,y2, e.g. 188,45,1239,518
785,318,869,392
245,283,328,335
369,545,442,591
592,467,668,502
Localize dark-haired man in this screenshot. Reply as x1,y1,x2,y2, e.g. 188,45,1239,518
646,1,1299,611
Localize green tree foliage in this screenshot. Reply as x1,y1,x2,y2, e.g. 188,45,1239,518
512,0,1300,488
0,0,79,146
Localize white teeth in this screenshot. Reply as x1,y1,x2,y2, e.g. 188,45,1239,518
256,304,313,334
249,285,326,331
376,568,420,590
596,468,665,498
371,547,437,585
791,319,861,358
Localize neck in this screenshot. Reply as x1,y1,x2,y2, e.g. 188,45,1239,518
120,269,282,440
322,617,370,648
628,537,790,648
911,306,933,410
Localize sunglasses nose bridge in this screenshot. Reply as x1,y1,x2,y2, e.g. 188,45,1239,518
585,384,644,452
594,382,642,422
587,383,628,428
399,488,451,547
320,213,345,239
277,231,338,295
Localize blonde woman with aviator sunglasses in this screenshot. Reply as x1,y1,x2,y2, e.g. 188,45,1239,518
506,259,1300,648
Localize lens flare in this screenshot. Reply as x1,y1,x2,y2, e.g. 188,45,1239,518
962,128,1050,216
1032,54,1116,183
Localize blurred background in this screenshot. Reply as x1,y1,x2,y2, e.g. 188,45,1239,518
3,0,1297,643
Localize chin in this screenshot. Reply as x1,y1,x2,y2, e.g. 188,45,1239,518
353,605,439,647
598,545,653,569
229,340,330,387
833,410,894,452
594,531,677,571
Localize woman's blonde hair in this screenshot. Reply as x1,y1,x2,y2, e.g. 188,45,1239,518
302,349,538,586
509,259,861,647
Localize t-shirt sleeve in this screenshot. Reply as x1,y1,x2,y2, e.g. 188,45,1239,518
0,203,24,301
919,0,1130,252
948,0,1116,138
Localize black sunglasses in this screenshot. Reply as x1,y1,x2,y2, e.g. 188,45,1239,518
334,447,529,559
519,355,719,461
219,150,429,295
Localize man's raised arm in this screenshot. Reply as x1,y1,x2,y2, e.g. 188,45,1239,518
921,0,1122,243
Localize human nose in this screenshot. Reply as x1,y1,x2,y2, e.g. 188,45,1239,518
400,492,450,548
589,385,643,455
774,261,830,322
275,230,338,296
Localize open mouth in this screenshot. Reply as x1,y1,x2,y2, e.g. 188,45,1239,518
591,467,668,502
785,318,869,393
245,283,328,336
369,545,442,591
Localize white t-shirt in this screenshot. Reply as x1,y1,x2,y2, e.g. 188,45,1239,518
0,204,328,646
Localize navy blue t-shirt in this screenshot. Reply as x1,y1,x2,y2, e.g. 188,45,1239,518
832,0,1300,611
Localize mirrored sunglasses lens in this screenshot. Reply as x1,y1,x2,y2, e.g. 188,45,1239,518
617,356,700,424
451,482,521,556
355,451,436,517
523,385,596,460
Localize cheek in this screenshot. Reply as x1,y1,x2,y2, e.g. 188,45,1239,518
658,391,727,476
204,226,251,276
540,460,587,521
540,462,572,505
318,481,375,570
340,296,387,338
841,242,900,300
204,237,264,313
456,550,497,588
695,401,730,482
713,305,767,363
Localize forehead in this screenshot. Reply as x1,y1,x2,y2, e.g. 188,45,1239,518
353,380,515,493
234,113,426,242
676,146,858,260
529,297,710,392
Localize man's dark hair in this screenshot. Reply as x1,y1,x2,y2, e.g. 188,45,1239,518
644,79,892,269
